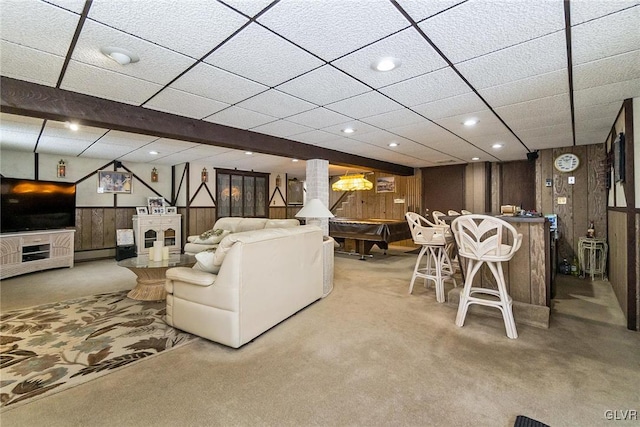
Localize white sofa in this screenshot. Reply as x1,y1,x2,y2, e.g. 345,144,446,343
165,225,323,348
184,217,300,255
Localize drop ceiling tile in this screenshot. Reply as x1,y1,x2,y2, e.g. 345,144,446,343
203,106,277,129
250,120,313,138
456,31,567,90
41,120,107,139
45,0,86,14
222,0,274,17
361,108,425,129
574,79,640,111
573,50,640,90
71,20,196,86
290,130,343,145
572,6,640,65
81,142,140,160
332,28,448,89
570,1,639,25
396,0,467,22
0,114,43,152
144,88,229,119
494,94,571,132
0,0,79,56
420,0,565,64
61,61,164,105
348,129,407,146
88,0,248,58
412,92,485,120
0,41,64,87
380,67,470,106
574,101,623,145
325,91,403,119
257,0,409,62
434,109,510,138
235,90,316,118
321,120,379,137
171,63,268,105
517,123,574,150
95,130,158,147
204,23,323,87
286,108,352,129
38,121,107,156
277,65,370,105
387,120,456,144
478,69,569,108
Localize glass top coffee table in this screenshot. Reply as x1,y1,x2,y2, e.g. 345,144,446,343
117,254,196,301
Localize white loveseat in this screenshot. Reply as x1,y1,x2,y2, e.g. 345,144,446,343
165,225,323,348
184,217,300,255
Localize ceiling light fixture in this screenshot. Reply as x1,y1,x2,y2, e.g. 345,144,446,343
463,119,478,126
332,173,373,192
471,157,480,161
67,122,79,131
149,150,159,155
342,127,355,134
100,47,139,65
372,57,400,72
245,151,253,155
388,142,398,147
292,159,299,162
492,143,504,149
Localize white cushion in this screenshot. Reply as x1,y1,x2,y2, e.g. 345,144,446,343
194,249,221,274
193,229,230,244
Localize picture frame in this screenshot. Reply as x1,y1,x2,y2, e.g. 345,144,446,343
116,229,134,246
376,176,395,193
136,206,148,215
147,197,165,213
287,178,304,205
97,170,132,194
165,206,177,214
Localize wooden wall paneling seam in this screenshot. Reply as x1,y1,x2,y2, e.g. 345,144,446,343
485,162,492,213
573,146,588,242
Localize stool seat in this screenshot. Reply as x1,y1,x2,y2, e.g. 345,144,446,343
578,237,608,280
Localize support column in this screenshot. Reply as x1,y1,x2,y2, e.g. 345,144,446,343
306,159,330,235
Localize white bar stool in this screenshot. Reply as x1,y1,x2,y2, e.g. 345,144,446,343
406,212,456,303
451,214,523,339
578,237,608,280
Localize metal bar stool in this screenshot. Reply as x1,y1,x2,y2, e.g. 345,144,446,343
451,214,523,339
406,212,456,303
578,237,608,280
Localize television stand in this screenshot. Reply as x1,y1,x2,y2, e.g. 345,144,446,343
0,229,75,279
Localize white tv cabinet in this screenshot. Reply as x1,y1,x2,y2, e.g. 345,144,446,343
0,229,75,279
132,214,181,255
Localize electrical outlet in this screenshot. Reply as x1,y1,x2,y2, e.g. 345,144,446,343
568,176,575,184
558,197,567,205
545,179,552,187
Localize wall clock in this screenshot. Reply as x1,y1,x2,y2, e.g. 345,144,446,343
554,153,580,172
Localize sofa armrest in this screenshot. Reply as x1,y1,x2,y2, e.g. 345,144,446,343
166,267,216,288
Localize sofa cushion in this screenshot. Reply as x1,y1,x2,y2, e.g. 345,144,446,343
213,217,268,233
194,249,221,274
264,219,300,228
193,228,230,244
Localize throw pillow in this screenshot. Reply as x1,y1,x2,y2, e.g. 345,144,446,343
194,229,230,245
193,248,220,274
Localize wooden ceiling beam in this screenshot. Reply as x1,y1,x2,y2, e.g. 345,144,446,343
1,77,414,176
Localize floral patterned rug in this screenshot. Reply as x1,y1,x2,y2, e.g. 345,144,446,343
0,291,197,410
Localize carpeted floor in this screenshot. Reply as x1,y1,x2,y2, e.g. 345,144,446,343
0,247,638,426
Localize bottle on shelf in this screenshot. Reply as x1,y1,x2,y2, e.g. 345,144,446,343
571,256,579,276
587,220,595,238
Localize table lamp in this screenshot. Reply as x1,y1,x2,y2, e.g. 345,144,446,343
295,198,334,230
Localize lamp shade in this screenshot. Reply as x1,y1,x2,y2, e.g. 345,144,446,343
331,173,373,191
295,199,334,219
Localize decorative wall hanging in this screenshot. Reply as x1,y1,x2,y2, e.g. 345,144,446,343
147,197,165,214
97,170,132,194
57,159,66,178
288,178,304,205
151,167,158,182
201,167,208,183
376,176,395,193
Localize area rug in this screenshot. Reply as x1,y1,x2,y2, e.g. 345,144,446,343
0,291,197,410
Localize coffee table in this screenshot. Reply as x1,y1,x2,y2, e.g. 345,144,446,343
117,254,196,301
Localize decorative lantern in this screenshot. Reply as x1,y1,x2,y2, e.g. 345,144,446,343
201,167,208,183
151,167,158,182
275,174,281,188
57,159,66,178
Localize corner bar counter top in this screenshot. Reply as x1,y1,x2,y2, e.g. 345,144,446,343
445,214,552,329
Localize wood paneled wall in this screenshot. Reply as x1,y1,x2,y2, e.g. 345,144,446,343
75,207,135,251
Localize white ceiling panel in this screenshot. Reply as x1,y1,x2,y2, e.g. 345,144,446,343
222,0,274,18
456,31,567,90
0,114,43,152
45,0,86,14
412,92,485,120
361,108,425,129
250,120,313,138
332,28,447,89
203,106,277,129
495,94,572,132
478,69,569,109
236,90,316,118
144,88,229,120
380,67,470,106
81,142,140,160
290,130,343,145
435,109,513,138
205,23,323,87
326,91,403,119
286,108,352,129
171,63,268,105
387,120,460,146
420,0,565,64
71,20,196,86
573,50,640,90
37,121,107,156
396,0,466,22
320,120,380,137
574,101,622,145
574,79,640,110
570,1,639,25
276,65,370,106
0,41,64,87
94,130,158,148
88,0,248,59
257,0,409,62
0,0,79,56
61,61,164,105
571,6,640,65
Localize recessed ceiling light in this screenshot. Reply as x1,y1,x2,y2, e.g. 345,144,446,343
292,159,299,162
245,151,253,155
471,157,480,161
463,119,478,126
100,47,139,65
149,150,158,155
342,127,355,134
388,142,398,147
372,57,400,72
66,122,79,131
492,143,504,149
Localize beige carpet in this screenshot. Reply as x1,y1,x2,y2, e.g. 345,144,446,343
0,247,638,426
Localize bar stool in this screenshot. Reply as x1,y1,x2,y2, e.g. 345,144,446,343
578,237,608,280
405,212,456,303
451,214,523,339
448,210,461,216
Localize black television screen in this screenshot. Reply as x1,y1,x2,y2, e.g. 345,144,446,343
1,178,76,233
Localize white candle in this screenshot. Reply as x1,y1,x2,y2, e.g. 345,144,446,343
153,240,163,249
162,247,169,260
148,247,155,260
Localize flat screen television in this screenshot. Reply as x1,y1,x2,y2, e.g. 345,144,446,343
1,177,76,233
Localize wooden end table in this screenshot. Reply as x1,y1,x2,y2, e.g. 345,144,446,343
117,254,196,301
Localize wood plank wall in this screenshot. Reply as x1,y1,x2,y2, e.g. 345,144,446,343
74,207,134,251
